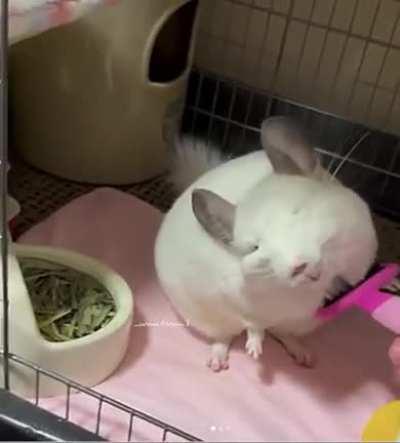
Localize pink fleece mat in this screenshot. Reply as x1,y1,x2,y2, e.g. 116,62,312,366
18,188,399,441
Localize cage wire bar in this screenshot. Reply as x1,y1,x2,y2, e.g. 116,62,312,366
1,0,9,391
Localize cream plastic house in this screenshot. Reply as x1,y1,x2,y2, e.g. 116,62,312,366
9,0,200,184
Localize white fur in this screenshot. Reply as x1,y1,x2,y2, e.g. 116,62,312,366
155,139,378,358
168,138,226,193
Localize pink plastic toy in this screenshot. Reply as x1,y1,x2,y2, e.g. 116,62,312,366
316,263,400,373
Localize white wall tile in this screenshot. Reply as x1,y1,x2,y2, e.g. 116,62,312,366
372,0,400,43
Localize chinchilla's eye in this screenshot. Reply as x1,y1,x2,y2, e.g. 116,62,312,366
236,239,260,255
249,244,259,253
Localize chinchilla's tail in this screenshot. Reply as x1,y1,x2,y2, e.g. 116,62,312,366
168,136,227,192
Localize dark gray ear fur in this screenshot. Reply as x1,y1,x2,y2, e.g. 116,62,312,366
261,116,318,175
328,276,352,298
192,189,236,245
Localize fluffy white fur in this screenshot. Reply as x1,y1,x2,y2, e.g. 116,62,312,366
155,120,378,371
168,137,226,192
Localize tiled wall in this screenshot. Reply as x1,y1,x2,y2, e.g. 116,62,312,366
194,0,400,135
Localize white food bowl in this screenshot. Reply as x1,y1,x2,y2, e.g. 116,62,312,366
1,243,134,398
7,196,20,222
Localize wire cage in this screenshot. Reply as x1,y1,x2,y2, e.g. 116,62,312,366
3,0,400,441
183,0,400,221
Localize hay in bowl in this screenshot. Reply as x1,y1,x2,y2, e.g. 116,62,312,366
19,257,116,342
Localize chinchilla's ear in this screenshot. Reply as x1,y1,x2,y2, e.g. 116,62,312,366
192,188,236,245
261,116,318,176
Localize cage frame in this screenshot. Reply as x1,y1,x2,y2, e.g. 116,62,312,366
3,0,400,441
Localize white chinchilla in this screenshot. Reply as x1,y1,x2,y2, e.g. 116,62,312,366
154,116,378,371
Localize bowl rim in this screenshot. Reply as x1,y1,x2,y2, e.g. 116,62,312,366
13,243,134,349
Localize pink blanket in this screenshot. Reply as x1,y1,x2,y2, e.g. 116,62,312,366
19,188,399,441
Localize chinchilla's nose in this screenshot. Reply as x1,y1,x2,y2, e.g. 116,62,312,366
290,260,322,282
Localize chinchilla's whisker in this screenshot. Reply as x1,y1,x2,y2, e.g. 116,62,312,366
330,131,371,181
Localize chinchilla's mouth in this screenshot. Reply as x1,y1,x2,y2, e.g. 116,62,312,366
242,265,275,278
321,290,345,308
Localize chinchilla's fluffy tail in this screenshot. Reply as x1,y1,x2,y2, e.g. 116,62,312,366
168,136,227,192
